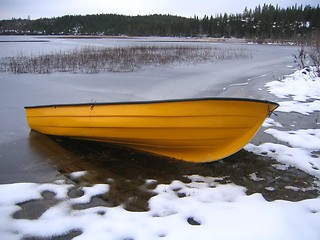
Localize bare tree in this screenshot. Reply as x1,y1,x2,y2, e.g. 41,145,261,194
309,30,320,74
293,30,320,76
293,45,308,69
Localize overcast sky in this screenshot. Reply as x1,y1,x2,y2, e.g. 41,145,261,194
0,0,319,20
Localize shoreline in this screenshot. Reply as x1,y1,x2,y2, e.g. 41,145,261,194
0,34,304,46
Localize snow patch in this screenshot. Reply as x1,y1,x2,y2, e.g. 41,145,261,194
275,100,320,115
1,178,320,240
248,173,265,181
265,67,320,115
262,118,283,128
69,171,88,179
265,129,320,150
247,67,320,178
265,67,320,102
245,143,320,178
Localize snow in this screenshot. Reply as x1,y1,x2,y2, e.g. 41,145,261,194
262,118,283,128
245,142,320,178
265,129,320,150
1,64,320,239
246,66,320,179
70,171,88,180
0,182,73,205
265,67,320,102
1,177,320,240
70,184,109,204
248,172,265,181
265,66,320,115
274,100,320,115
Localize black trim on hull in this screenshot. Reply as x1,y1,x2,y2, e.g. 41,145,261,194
25,97,279,109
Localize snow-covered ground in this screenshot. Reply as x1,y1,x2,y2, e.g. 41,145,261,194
1,67,320,240
246,67,320,179
1,175,320,240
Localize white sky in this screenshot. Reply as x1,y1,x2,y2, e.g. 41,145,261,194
0,0,319,20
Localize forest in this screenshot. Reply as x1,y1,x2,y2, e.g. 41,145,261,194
0,4,319,41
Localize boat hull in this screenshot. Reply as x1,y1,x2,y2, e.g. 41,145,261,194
25,98,278,162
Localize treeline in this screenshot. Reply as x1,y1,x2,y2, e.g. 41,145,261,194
1,4,319,41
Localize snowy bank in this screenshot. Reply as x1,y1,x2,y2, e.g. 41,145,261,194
265,66,320,114
246,66,320,178
1,177,320,240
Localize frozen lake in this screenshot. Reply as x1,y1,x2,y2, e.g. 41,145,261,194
0,35,307,181
0,36,299,104
0,36,299,147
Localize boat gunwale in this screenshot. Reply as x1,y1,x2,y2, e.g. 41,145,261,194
24,97,279,109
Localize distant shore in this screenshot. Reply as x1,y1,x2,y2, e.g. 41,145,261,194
1,35,303,45
40,35,246,42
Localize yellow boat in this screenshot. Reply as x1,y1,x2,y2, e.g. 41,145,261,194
25,98,278,163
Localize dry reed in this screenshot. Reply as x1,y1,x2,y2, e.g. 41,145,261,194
0,45,252,74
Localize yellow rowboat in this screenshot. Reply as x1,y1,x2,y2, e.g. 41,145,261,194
25,98,278,163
